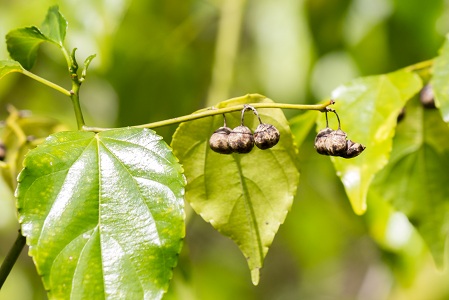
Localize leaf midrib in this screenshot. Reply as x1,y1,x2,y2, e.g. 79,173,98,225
233,155,264,266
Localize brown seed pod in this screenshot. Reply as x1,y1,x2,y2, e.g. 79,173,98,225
397,107,406,123
420,84,436,109
228,125,254,153
315,128,365,158
314,127,333,155
340,140,366,158
0,142,6,161
254,123,280,150
209,126,233,154
326,129,347,156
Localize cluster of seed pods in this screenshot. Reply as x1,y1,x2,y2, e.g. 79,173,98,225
314,109,365,159
209,105,280,154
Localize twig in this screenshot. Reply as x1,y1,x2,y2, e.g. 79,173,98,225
0,230,26,289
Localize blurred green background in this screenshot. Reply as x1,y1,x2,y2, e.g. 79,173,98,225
1,0,449,299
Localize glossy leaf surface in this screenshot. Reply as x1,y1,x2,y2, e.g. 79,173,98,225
320,70,422,214
433,34,449,123
6,6,67,70
171,94,300,285
16,128,185,299
370,99,449,267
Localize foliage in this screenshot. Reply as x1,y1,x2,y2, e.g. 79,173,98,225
17,129,185,299
0,2,449,300
171,95,299,285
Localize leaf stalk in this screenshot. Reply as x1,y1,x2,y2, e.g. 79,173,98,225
21,69,71,97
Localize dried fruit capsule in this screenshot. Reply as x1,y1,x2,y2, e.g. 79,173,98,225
315,128,347,156
341,140,366,158
209,126,233,154
254,123,280,150
420,84,436,109
315,128,365,158
397,107,406,123
0,142,5,161
228,125,254,153
327,129,348,156
314,127,333,155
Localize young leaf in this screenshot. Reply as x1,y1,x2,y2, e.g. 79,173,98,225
40,5,67,47
0,60,24,80
433,34,449,123
370,99,449,267
6,27,50,70
6,6,67,70
171,94,300,285
16,128,185,299
319,70,422,215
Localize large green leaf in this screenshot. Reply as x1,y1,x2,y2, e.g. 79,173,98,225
6,6,67,70
319,70,422,214
0,60,24,80
433,34,449,123
370,99,449,267
171,94,300,285
16,128,185,299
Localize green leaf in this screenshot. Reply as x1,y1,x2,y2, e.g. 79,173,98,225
433,34,449,123
5,6,67,70
40,5,67,46
319,70,422,214
82,54,97,79
370,99,449,267
171,94,300,285
0,60,24,80
16,128,185,299
5,27,50,70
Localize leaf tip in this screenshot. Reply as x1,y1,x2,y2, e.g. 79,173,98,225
352,202,367,215
250,268,260,286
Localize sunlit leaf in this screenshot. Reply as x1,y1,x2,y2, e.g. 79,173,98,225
318,70,422,214
433,34,449,123
0,60,24,80
16,128,185,299
370,99,449,267
171,94,300,285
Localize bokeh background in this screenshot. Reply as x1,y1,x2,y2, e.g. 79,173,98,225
1,0,449,299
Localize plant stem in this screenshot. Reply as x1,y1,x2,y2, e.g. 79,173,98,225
21,70,71,97
66,48,86,130
70,83,85,130
83,96,334,132
0,231,26,289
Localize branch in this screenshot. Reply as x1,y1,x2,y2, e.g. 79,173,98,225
83,95,334,132
0,230,26,289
